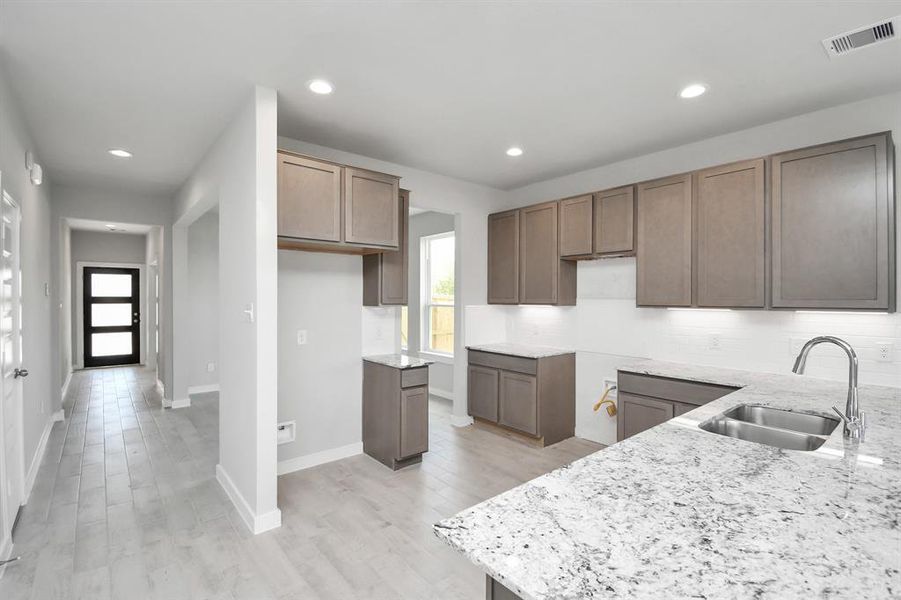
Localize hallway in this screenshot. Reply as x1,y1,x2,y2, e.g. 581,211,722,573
0,367,601,599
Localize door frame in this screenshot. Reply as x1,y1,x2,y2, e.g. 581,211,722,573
75,261,146,369
0,186,25,555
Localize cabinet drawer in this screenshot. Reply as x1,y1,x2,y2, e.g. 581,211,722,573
498,371,538,436
468,350,537,375
617,371,737,406
401,367,428,388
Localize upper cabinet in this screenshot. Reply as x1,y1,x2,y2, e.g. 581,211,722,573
559,195,594,257
344,167,399,247
695,159,765,308
278,153,342,242
363,189,410,306
636,174,693,307
594,185,635,256
487,210,520,304
487,203,576,305
771,134,895,311
490,132,894,312
558,187,636,259
277,150,401,254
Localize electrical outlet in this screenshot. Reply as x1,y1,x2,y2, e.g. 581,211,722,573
708,332,722,351
296,330,308,345
206,362,216,373
875,342,893,363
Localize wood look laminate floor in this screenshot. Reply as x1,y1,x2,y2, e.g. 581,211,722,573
0,366,602,600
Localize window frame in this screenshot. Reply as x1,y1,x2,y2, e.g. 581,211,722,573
420,231,455,357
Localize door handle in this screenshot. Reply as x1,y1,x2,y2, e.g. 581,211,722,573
14,368,28,379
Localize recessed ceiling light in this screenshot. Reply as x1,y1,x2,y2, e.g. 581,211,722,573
506,147,523,157
308,79,334,95
108,149,132,158
679,83,707,99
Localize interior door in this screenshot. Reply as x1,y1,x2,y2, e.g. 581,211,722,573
83,266,140,367
1,190,25,540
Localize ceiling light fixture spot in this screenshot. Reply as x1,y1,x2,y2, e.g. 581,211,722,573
108,149,132,158
679,83,707,99
308,79,334,95
506,147,523,157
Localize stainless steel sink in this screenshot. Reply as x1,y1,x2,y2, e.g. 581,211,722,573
699,404,839,451
722,405,840,436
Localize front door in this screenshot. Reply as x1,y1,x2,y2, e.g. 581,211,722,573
0,190,25,541
83,266,140,367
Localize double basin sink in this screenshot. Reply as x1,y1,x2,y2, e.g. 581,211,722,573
699,404,839,451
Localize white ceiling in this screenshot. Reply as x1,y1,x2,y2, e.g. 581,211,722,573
2,1,900,195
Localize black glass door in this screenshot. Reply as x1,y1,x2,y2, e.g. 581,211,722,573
83,267,140,367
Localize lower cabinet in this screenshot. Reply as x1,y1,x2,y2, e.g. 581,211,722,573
468,365,500,421
486,576,522,600
616,371,738,442
467,349,574,446
363,360,429,469
498,371,537,436
617,392,674,440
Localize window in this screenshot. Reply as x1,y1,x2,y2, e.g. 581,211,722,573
400,305,408,351
421,232,454,355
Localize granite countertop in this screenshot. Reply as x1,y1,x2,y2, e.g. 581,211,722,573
467,343,574,359
435,359,901,599
362,354,434,369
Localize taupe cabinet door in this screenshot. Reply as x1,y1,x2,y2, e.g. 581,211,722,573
559,195,594,257
381,189,409,304
468,365,499,421
595,185,635,255
400,385,429,458
344,167,399,247
617,392,674,441
695,159,765,307
772,134,893,310
520,201,560,304
498,371,538,435
636,174,693,306
278,153,342,242
487,210,520,304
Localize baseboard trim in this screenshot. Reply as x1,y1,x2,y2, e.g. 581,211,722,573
215,464,281,534
60,370,72,402
51,410,65,423
429,387,454,401
188,383,219,395
277,442,363,476
170,398,191,409
24,416,54,501
451,414,474,428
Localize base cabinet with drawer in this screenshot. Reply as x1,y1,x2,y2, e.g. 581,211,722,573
467,349,575,446
616,371,738,442
363,360,430,469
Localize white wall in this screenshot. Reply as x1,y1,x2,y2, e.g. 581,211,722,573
187,211,219,391
51,184,174,399
69,229,146,367
407,210,456,397
174,87,279,534
467,91,901,446
277,251,364,466
277,136,509,427
0,59,55,551
144,226,163,373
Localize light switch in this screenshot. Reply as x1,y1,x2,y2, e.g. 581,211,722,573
296,330,308,345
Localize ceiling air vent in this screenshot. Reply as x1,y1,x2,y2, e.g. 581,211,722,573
822,16,899,57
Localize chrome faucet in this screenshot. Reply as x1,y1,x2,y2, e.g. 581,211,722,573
792,336,865,441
